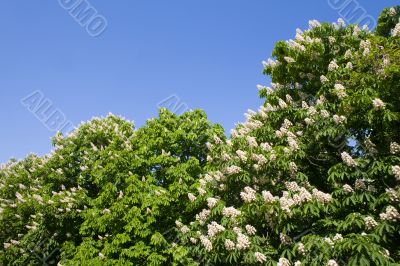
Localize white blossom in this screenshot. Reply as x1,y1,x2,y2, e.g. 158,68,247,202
386,188,399,202
390,142,400,154
222,206,241,219
392,166,400,180
255,252,267,263
380,206,400,221
240,187,257,203
247,136,258,147
207,221,225,237
333,84,347,98
207,197,218,209
327,260,339,266
309,19,321,29
196,209,211,223
236,233,251,250
224,239,235,251
372,98,385,110
200,235,213,251
188,193,196,202
346,62,353,69
333,115,346,124
341,152,357,167
391,23,400,37
312,189,332,203
245,225,257,235
284,56,296,63
262,191,278,203
277,258,290,266
328,60,339,71
236,150,247,162
355,179,366,191
343,184,353,193
297,243,306,255
364,216,378,230
225,165,241,175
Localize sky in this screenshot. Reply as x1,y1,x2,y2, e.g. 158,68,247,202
0,0,398,162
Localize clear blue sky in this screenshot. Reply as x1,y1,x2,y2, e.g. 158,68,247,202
0,1,397,162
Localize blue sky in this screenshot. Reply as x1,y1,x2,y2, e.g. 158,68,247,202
0,1,397,162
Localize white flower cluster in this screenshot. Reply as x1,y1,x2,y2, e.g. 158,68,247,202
224,239,235,251
222,206,241,219
309,19,321,29
245,224,257,235
343,184,354,193
327,259,339,266
262,58,280,68
207,221,225,238
284,56,296,63
333,84,347,99
333,115,346,124
207,197,219,209
278,258,290,266
188,193,196,202
247,136,258,147
262,190,278,203
280,233,292,245
312,189,332,203
390,142,400,154
297,243,306,255
392,165,400,180
341,152,357,167
196,209,211,224
320,75,329,84
372,98,385,110
333,233,343,242
287,39,306,52
225,165,241,175
364,216,378,230
240,186,257,203
280,194,295,214
200,235,213,251
386,188,399,202
389,7,397,16
289,162,298,174
392,22,400,37
328,60,339,71
254,252,267,263
252,154,267,166
236,150,247,162
354,179,366,191
236,233,251,250
380,206,400,221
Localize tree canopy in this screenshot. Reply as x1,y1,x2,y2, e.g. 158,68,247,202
1,6,400,266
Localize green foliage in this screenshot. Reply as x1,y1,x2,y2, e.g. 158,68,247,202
178,7,400,266
1,6,400,266
0,109,223,265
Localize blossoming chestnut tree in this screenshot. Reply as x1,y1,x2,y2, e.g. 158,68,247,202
178,7,400,266
0,109,223,265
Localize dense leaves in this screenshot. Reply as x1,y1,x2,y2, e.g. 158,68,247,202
0,110,223,265
178,7,400,266
1,6,400,266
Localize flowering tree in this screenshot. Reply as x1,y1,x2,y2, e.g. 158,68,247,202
178,7,400,266
0,109,223,265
